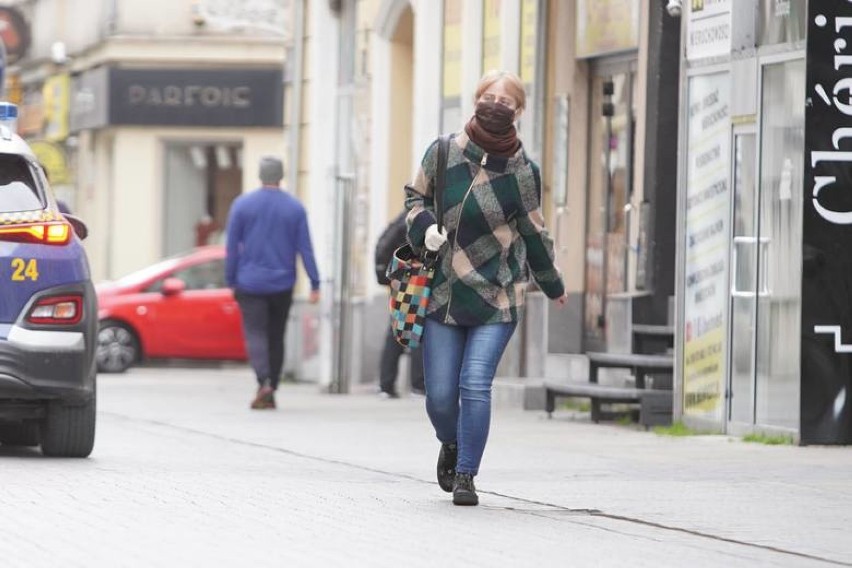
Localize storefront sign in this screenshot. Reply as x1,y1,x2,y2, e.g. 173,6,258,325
69,67,109,133
801,2,852,444
70,67,283,131
110,68,283,127
575,0,640,58
686,0,732,60
0,7,31,65
682,72,731,422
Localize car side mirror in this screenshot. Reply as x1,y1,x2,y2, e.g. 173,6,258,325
161,277,186,297
64,214,88,241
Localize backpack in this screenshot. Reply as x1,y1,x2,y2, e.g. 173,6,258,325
374,211,408,286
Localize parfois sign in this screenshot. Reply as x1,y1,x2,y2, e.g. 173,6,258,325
803,1,852,444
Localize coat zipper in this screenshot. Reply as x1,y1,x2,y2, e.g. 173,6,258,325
445,152,487,324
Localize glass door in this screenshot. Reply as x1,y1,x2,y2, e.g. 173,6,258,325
726,56,805,431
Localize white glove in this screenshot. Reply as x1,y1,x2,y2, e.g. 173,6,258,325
425,224,449,252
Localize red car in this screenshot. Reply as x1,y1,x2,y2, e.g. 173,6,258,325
96,246,246,372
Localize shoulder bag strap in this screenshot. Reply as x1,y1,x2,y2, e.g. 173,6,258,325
435,134,450,232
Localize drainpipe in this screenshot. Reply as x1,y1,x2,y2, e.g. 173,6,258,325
287,0,305,195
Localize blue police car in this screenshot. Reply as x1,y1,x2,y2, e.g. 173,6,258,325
0,104,97,457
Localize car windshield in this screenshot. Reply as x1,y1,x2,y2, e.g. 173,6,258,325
110,257,183,288
0,154,42,213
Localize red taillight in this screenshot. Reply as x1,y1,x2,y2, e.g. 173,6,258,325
0,222,71,245
27,295,83,325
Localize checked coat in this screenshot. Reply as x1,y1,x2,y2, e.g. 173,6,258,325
405,131,565,327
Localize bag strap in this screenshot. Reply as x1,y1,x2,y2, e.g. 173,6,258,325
435,134,450,232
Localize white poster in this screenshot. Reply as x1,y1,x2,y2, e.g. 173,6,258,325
683,72,731,421
687,0,732,60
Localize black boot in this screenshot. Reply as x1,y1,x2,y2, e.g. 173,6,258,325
436,442,457,493
452,473,478,506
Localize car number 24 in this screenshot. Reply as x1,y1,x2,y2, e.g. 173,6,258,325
9,258,39,281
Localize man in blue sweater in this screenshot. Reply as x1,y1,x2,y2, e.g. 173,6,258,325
226,156,320,409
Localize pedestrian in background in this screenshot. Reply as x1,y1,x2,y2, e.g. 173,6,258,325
226,156,320,410
405,71,567,506
374,210,426,399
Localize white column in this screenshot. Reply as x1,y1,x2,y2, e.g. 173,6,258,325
411,0,443,174
368,33,392,297
307,0,341,387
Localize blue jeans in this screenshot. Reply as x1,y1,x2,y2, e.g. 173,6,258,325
423,318,517,476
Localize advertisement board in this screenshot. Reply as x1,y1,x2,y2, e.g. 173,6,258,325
682,72,731,422
801,1,852,444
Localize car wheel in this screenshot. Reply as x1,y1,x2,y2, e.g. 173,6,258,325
0,421,41,447
41,395,96,458
97,321,139,373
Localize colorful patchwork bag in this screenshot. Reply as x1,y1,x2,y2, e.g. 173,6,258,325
386,135,449,349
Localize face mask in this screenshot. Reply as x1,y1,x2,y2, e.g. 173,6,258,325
474,100,516,134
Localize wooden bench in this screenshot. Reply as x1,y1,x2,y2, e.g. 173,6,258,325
544,382,642,423
587,352,673,389
544,381,673,428
632,324,674,354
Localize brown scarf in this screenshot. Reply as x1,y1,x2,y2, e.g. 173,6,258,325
464,101,520,157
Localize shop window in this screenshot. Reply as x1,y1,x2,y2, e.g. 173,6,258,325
162,142,242,257
482,0,501,72
754,58,805,429
441,0,463,131
758,0,806,46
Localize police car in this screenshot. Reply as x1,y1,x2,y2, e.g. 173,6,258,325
0,103,97,457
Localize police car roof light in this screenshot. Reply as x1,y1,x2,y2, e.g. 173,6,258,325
0,102,18,120
0,102,19,138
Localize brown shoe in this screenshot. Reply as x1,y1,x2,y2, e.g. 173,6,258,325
250,385,276,410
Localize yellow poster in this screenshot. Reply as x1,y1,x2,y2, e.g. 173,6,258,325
683,327,724,414
443,0,462,99
42,74,70,142
520,0,537,85
482,0,501,73
575,0,640,58
30,140,70,185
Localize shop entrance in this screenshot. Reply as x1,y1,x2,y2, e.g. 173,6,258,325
584,59,637,350
162,142,243,257
726,56,805,432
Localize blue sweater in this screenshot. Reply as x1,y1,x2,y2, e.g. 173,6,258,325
225,187,320,294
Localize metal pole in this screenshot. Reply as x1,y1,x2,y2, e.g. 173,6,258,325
600,79,615,333
287,0,305,195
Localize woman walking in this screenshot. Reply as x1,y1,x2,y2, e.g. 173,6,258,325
405,71,567,506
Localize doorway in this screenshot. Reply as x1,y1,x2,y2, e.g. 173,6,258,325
726,55,804,432
162,142,242,257
583,60,638,351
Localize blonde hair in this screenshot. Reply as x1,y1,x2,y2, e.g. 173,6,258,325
474,70,526,111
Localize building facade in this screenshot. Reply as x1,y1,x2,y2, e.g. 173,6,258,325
349,0,681,391
672,0,814,439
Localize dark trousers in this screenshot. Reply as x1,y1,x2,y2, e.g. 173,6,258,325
235,290,293,390
380,324,425,395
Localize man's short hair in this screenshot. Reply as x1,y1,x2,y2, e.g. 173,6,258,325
259,156,284,185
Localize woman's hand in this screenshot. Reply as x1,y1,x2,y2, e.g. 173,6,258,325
425,224,449,252
553,293,568,307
